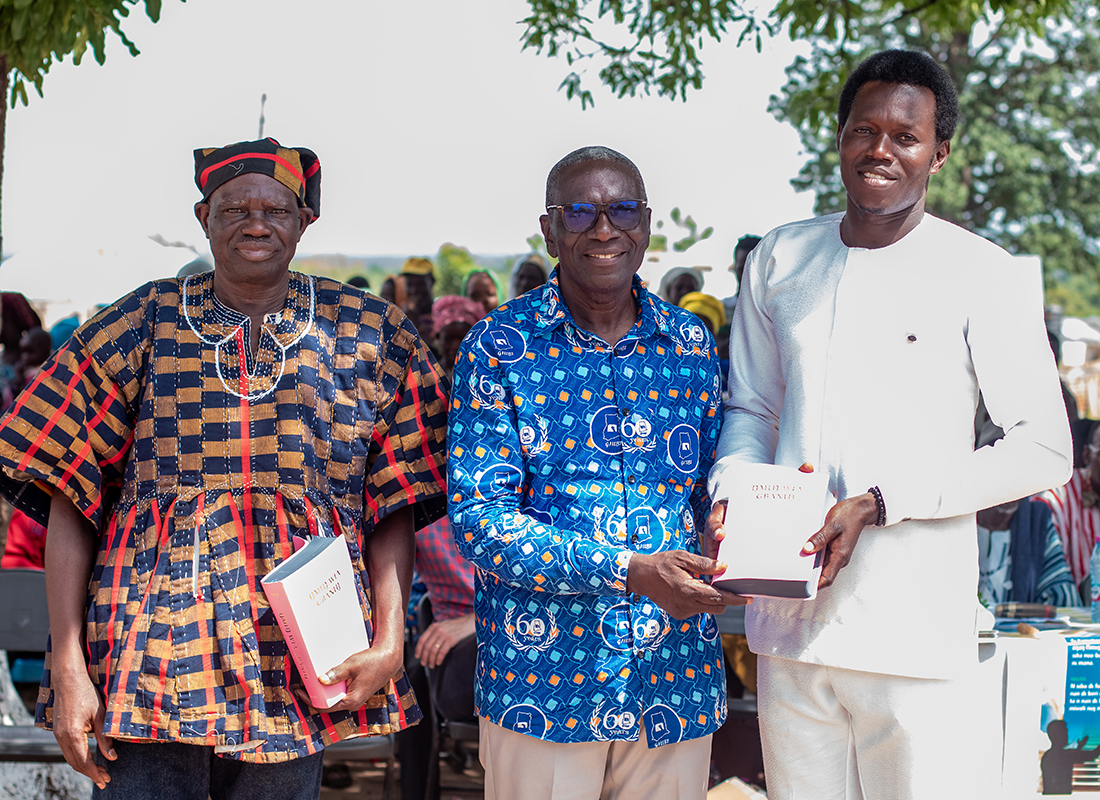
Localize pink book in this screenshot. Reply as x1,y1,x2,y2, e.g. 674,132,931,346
261,536,370,709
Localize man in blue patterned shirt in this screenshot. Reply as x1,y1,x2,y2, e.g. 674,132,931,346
448,146,747,799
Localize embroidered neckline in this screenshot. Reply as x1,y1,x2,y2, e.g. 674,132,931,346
181,271,315,400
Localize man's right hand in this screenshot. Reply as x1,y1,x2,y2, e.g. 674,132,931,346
626,550,749,620
51,669,115,790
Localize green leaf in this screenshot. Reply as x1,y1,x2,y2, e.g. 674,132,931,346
11,3,29,41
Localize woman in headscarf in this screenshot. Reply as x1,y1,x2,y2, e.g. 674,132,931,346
509,254,548,299
462,270,501,315
431,295,486,380
657,266,703,308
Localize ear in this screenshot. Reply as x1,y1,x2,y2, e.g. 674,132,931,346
194,202,212,239
929,139,950,175
639,206,652,249
540,214,558,259
297,207,314,235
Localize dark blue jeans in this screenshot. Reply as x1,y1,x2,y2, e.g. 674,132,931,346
92,741,324,800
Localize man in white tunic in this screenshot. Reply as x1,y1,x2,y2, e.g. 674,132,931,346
708,49,1072,799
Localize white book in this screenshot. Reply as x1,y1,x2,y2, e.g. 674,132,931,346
713,462,832,599
261,536,370,709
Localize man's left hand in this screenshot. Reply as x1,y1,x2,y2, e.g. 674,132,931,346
801,492,880,589
414,613,476,669
300,642,403,714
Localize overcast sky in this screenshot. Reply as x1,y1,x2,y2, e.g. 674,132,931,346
1,0,816,306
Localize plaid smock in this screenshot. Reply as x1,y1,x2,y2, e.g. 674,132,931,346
447,272,726,748
0,271,448,762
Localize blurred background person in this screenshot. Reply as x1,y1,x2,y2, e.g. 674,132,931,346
678,291,726,337
401,257,437,339
976,496,1079,609
379,273,406,306
1040,419,1100,597
730,234,762,288
0,291,42,415
724,234,762,322
431,295,485,380
345,274,371,292
657,265,703,307
510,254,548,299
176,256,213,279
680,291,730,394
49,314,81,353
463,269,501,315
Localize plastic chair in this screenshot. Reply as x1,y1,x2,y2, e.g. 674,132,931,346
325,734,397,799
0,567,70,762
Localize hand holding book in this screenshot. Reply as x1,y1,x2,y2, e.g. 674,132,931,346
710,462,832,599
309,638,403,714
801,489,880,590
625,550,750,620
710,463,884,596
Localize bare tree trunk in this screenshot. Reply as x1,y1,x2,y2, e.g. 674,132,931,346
0,54,6,260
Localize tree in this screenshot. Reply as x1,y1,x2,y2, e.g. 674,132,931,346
0,0,177,256
0,5,176,794
649,206,713,254
434,242,482,297
1047,271,1100,319
520,0,1072,108
770,0,1100,282
520,0,1100,283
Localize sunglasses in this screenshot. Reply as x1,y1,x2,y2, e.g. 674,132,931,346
546,200,647,234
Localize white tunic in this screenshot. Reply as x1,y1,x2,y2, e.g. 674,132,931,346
709,212,1072,679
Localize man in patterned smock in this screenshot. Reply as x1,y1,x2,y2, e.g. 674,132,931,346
0,138,448,798
448,146,747,800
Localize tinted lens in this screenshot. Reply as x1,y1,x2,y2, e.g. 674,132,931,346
607,201,642,230
561,203,598,233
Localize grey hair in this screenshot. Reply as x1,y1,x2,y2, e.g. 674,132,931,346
545,146,646,205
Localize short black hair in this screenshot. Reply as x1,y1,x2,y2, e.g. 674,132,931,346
734,235,761,256
545,146,646,206
838,50,959,144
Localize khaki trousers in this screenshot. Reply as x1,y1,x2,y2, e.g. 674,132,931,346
479,717,712,800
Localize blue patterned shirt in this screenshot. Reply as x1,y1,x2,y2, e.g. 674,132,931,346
447,272,726,747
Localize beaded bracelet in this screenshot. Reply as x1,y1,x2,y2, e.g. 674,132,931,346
868,486,886,527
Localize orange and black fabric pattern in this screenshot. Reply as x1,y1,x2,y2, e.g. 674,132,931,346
194,137,322,218
0,272,448,762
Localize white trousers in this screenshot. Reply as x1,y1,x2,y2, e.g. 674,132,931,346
479,718,712,800
757,655,987,800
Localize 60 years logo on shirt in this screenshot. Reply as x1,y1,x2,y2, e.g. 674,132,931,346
590,405,656,455
504,604,559,652
598,602,671,652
